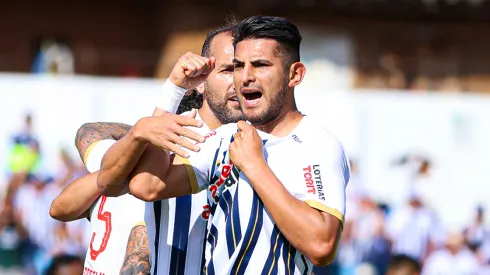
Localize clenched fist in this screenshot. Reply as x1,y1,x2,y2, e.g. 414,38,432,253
229,121,266,173
169,52,216,90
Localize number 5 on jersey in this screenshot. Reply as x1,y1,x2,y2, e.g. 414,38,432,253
89,196,113,260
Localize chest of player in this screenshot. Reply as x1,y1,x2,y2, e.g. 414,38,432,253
206,136,315,210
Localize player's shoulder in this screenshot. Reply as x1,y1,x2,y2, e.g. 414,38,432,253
299,116,345,151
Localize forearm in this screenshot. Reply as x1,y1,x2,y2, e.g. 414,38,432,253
129,148,191,201
245,163,340,265
75,122,132,161
120,225,150,275
50,172,99,221
97,128,147,196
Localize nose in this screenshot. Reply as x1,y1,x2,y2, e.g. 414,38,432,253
241,64,256,86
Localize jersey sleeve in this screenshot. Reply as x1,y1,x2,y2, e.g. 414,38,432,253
293,135,350,226
84,140,117,173
174,125,231,194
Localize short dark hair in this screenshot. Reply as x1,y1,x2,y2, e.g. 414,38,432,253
176,90,204,114
233,15,302,65
45,254,82,275
201,23,237,58
387,254,421,274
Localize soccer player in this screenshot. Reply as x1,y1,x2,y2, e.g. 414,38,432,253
97,15,350,274
50,24,242,274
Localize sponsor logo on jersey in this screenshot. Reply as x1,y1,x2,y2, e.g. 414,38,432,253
196,130,217,144
303,165,325,201
292,134,302,143
201,204,211,220
209,162,240,204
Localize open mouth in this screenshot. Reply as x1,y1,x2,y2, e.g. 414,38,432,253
241,88,263,107
229,96,239,102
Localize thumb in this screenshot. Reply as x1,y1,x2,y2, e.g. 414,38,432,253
209,57,216,71
237,120,250,132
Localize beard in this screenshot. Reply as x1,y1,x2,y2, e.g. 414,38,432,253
242,77,288,126
205,83,245,125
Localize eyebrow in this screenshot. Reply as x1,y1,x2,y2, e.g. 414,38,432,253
232,58,272,65
219,63,234,69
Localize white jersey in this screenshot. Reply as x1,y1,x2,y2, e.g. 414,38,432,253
146,111,211,275
83,140,146,275
180,116,350,275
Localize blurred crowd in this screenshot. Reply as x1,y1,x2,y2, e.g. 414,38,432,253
1,114,490,275
0,114,88,275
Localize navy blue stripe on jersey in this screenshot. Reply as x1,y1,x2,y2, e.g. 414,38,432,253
153,201,162,275
209,139,223,178
218,190,236,258
281,237,297,275
205,257,215,275
260,226,282,275
207,224,219,255
201,226,208,275
169,195,192,275
231,183,242,245
230,192,264,274
301,255,308,275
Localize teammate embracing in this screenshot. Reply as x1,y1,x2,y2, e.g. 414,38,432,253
50,24,243,274
97,15,350,274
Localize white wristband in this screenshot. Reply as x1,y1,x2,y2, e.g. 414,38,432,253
84,140,116,173
155,79,188,114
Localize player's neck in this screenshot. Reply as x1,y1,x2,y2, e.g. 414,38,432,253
255,107,303,137
198,104,222,130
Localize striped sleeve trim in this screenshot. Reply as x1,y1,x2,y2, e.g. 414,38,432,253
304,200,344,226
175,155,199,194
83,141,102,165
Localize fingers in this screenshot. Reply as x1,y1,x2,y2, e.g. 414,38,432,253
175,115,204,129
165,141,191,159
237,120,252,132
175,125,205,144
165,133,201,158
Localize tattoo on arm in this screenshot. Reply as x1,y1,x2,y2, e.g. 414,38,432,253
120,225,150,275
75,122,132,161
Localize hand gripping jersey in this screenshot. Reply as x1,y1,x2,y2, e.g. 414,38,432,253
83,140,146,275
145,110,212,275
178,116,350,275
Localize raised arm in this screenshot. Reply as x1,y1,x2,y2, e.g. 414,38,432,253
97,53,214,197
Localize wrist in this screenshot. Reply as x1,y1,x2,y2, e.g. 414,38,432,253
155,79,187,114
241,158,269,178
130,120,148,143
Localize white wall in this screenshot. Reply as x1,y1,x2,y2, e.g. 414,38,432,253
2,73,490,229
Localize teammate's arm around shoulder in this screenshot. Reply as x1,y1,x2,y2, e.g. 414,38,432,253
50,172,99,221
50,139,118,221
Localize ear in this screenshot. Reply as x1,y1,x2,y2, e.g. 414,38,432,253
196,82,205,94
288,62,306,88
